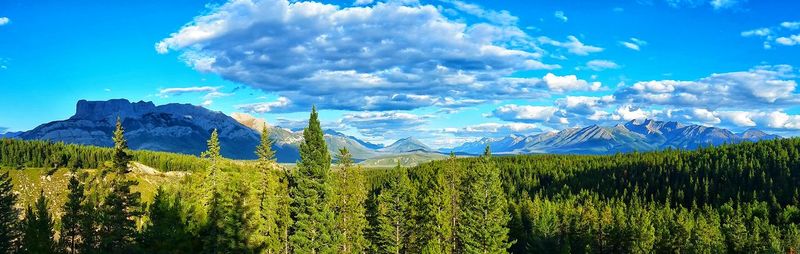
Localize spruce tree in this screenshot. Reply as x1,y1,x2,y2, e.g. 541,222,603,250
60,174,86,254
332,148,369,253
0,171,20,253
374,164,414,254
99,117,143,253
142,187,192,253
457,145,511,254
290,106,336,254
253,126,282,253
201,128,229,253
20,190,57,254
111,117,133,174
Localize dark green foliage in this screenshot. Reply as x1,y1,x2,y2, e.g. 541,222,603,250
290,106,337,253
252,126,283,253
0,171,20,253
98,120,143,253
20,191,57,254
457,146,511,253
373,164,415,254
0,138,208,172
112,117,133,174
60,175,85,254
141,188,193,253
332,148,369,253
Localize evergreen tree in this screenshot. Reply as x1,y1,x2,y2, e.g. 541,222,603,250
439,152,462,254
374,164,414,254
253,126,282,254
142,187,192,253
289,106,336,254
0,171,20,253
111,117,133,174
99,118,143,253
78,198,99,254
20,191,57,254
60,174,86,254
201,128,229,254
276,168,293,254
332,148,369,253
457,146,511,254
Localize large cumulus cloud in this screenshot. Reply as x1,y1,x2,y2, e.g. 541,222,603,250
157,0,568,112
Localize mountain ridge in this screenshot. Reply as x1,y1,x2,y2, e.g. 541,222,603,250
7,99,783,162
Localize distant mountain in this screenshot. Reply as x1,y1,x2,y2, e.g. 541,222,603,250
379,137,431,153
12,99,783,164
18,99,262,160
445,119,781,155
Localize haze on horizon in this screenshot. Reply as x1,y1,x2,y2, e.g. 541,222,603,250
1,0,800,149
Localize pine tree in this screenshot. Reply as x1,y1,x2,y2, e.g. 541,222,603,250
439,152,461,254
201,128,229,254
457,145,512,254
142,187,192,253
332,148,369,253
0,171,21,253
289,106,336,254
60,174,86,254
99,118,143,253
112,117,133,174
374,164,414,254
20,190,57,254
79,198,99,254
253,126,282,254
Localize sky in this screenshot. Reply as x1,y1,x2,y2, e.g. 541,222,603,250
1,0,800,148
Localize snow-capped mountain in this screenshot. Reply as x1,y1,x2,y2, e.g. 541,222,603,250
444,119,781,155
9,99,783,162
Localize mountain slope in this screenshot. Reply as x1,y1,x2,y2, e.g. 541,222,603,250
446,119,781,155
19,99,262,160
379,137,431,153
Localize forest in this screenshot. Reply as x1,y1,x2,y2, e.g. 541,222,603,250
2,110,800,253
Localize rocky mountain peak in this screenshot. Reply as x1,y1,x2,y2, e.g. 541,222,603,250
72,99,156,121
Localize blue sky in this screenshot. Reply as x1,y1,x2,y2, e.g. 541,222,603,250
1,0,799,148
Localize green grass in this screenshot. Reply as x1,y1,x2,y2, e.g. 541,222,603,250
358,152,448,167
1,165,186,217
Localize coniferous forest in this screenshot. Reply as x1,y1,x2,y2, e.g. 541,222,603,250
2,109,800,253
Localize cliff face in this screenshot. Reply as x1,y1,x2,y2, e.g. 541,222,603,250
20,99,262,160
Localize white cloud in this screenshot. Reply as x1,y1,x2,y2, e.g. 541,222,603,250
444,122,540,137
539,36,603,55
710,0,745,10
353,0,373,5
491,105,560,123
542,73,602,92
740,28,771,37
620,37,647,51
444,0,518,26
340,111,430,137
554,11,568,22
621,41,640,51
158,86,232,106
237,97,291,113
716,110,800,130
157,0,556,111
781,21,800,30
0,17,8,26
158,86,219,97
776,35,800,46
615,65,798,108
585,60,620,71
615,105,653,121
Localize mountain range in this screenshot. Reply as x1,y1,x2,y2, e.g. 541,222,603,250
444,119,781,155
1,99,782,163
